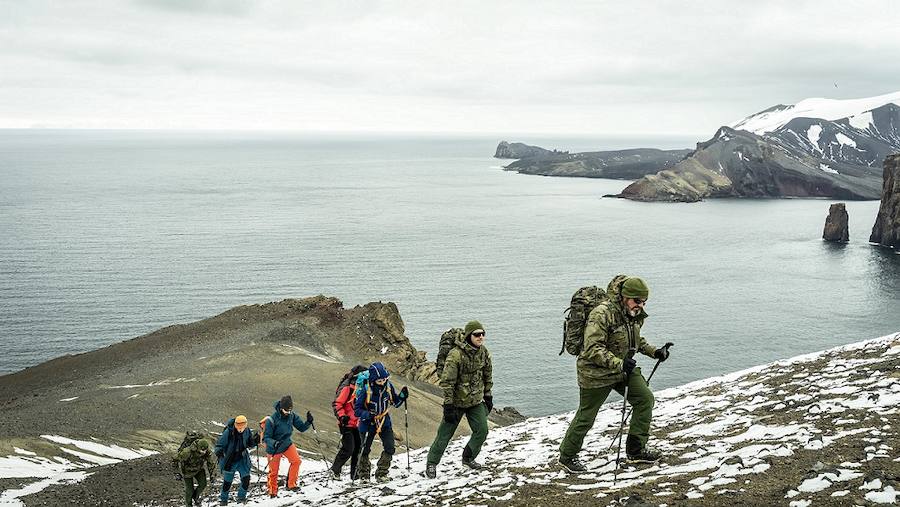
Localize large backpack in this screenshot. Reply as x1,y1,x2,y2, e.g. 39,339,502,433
171,430,205,473
435,328,464,376
559,275,629,356
332,370,357,418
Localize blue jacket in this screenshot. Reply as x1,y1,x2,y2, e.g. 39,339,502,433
354,362,405,433
263,400,311,455
215,418,258,474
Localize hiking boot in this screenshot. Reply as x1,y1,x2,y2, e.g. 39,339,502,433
331,468,341,480
559,455,587,473
288,486,301,492
626,446,662,463
358,455,371,482
219,500,228,506
375,473,391,483
462,458,485,470
625,434,662,463
425,463,437,479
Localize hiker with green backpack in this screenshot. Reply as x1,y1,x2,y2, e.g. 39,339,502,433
558,276,672,472
425,320,493,478
172,431,218,507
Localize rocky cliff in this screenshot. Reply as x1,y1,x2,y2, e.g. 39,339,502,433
619,127,883,202
619,93,899,202
494,141,553,159
870,154,900,249
823,203,849,242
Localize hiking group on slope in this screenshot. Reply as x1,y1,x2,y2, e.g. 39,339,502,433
172,275,671,505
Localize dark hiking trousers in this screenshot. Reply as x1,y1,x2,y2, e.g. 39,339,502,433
332,426,362,479
559,368,654,459
426,402,489,465
358,426,395,479
182,470,207,507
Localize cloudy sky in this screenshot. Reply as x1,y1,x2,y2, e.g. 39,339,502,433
1,0,898,135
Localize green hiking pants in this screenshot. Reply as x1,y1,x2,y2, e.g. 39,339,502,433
426,402,489,465
182,470,207,507
559,368,654,459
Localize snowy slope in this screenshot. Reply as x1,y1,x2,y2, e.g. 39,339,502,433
732,90,900,135
3,333,898,506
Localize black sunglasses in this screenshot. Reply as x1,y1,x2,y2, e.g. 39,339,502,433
631,298,647,305
471,331,485,338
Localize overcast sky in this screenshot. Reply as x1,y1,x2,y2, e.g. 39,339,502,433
1,0,898,135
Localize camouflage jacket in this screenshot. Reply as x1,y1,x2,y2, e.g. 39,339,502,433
175,439,217,477
577,278,658,389
440,335,493,408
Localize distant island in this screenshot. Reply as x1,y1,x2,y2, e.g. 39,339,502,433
496,91,900,202
495,141,690,180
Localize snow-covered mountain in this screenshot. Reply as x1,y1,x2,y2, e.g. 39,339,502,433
620,91,900,202
3,332,898,506
731,91,900,135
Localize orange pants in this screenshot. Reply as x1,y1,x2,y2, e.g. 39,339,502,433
267,443,302,495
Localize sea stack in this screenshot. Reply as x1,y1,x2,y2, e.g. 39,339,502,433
823,203,849,242
869,154,900,249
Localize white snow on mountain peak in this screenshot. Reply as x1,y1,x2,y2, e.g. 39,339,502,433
732,90,900,134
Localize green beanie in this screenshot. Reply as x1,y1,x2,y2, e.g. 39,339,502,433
464,320,484,337
621,277,650,300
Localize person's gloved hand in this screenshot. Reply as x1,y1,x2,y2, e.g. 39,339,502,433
442,404,460,424
250,431,260,446
622,357,637,375
339,415,350,427
367,402,377,415
174,473,183,481
214,448,224,459
483,395,494,412
399,386,409,401
654,347,670,362
305,410,314,426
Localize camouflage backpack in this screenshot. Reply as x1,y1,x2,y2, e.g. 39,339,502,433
435,328,465,376
559,275,629,356
171,430,205,474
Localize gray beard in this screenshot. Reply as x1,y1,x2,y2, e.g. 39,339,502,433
627,308,640,318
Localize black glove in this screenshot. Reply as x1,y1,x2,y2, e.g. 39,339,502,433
654,347,670,362
174,473,183,481
622,357,637,375
338,415,350,427
442,404,460,425
483,395,494,412
250,431,260,446
306,410,314,426
399,386,409,401
214,449,224,459
367,402,377,415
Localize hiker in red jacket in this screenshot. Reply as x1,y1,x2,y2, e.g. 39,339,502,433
330,365,367,480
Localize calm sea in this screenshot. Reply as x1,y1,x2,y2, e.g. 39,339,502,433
1,130,898,416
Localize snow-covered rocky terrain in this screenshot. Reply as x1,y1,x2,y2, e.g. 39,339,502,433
2,332,898,506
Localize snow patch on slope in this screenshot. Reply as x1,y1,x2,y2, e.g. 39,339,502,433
732,90,900,134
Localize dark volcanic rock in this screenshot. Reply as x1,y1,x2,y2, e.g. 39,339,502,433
870,154,900,249
823,203,849,242
619,127,882,202
494,141,552,159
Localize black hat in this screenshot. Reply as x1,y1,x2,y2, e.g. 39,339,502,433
280,395,293,411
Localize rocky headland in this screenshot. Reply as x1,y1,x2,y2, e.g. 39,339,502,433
617,93,900,202
870,154,900,250
494,141,690,180
0,296,522,506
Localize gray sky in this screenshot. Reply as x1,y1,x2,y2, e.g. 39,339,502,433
1,0,898,135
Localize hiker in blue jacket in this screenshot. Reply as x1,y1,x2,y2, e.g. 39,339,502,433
354,362,409,481
263,396,313,497
214,415,260,505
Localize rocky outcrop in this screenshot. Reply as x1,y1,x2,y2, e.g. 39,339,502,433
618,127,883,202
870,154,900,249
494,141,552,159
504,147,690,180
823,203,849,242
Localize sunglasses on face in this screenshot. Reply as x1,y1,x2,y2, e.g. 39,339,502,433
471,331,485,338
631,298,646,305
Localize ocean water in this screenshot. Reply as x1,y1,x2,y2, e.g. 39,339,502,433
1,129,898,416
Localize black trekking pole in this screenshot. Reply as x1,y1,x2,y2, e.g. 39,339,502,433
607,342,674,450
613,348,636,485
309,418,337,482
404,399,411,474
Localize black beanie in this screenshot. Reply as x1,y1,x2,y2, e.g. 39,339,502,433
280,395,293,411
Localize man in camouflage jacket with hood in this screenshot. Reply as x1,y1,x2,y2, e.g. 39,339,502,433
425,320,493,478
559,276,671,472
